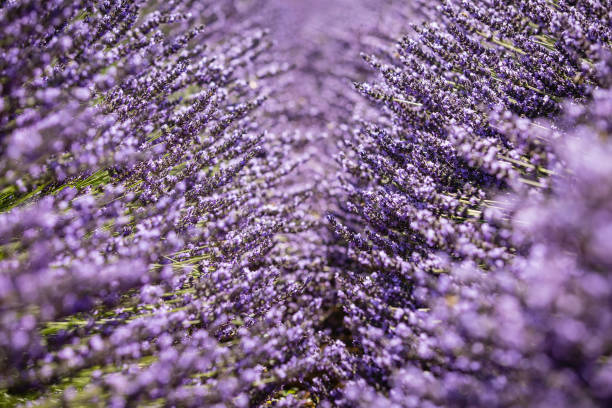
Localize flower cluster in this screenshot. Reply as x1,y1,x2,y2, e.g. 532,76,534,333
1,0,612,406
329,0,612,406
0,1,334,406
338,88,612,407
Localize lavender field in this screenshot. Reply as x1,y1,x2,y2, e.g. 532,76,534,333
1,0,611,406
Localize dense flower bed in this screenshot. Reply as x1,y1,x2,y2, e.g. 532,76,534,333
1,0,610,406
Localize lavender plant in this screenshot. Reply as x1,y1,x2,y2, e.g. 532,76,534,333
328,0,612,406
2,0,612,406
339,85,612,408
0,0,332,406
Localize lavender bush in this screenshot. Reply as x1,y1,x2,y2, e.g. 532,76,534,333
330,0,612,406
0,0,329,405
1,0,611,406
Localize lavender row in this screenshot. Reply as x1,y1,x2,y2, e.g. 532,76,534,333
0,0,336,406
329,0,612,406
2,0,612,406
